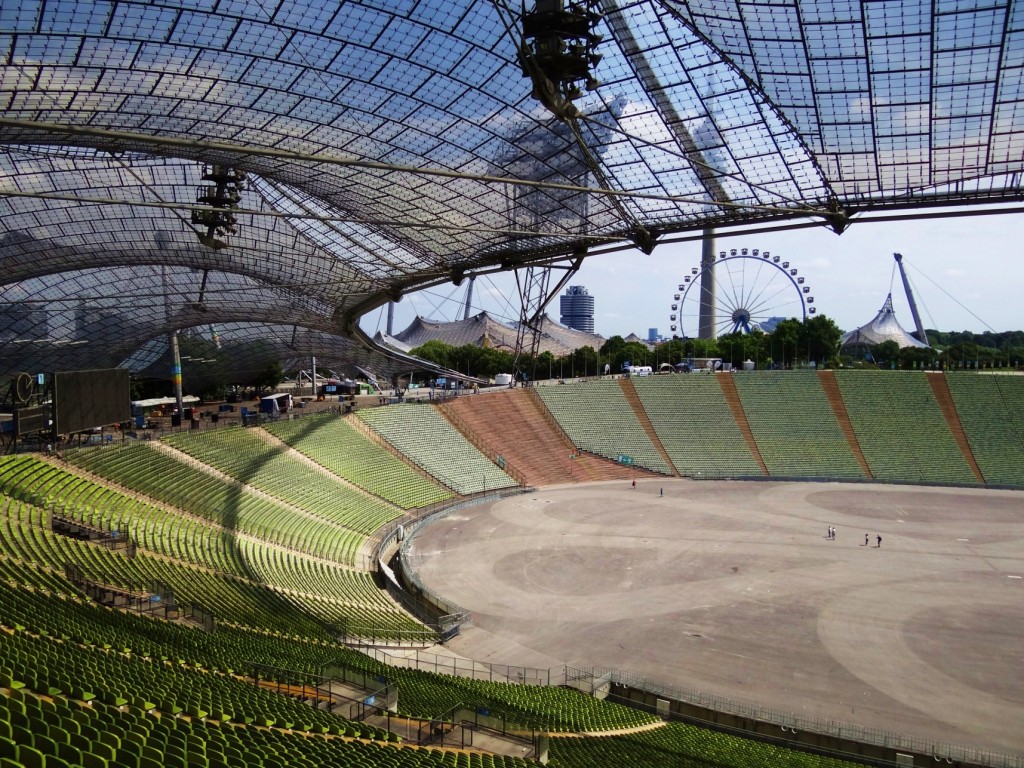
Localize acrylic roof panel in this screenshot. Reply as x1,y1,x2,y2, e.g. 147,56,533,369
1,0,1022,378
676,0,1024,200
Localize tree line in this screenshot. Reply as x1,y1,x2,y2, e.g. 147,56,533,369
409,316,847,380
117,315,1024,403
409,315,1024,381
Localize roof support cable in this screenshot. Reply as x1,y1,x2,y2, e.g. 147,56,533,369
0,118,826,217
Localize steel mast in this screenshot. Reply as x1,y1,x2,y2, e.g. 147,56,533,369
893,253,929,347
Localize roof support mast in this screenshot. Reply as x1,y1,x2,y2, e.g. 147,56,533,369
603,2,733,339
463,276,475,321
893,253,929,347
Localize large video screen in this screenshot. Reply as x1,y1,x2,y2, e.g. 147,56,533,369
53,368,131,435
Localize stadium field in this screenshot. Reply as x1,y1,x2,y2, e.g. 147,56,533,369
407,480,1024,756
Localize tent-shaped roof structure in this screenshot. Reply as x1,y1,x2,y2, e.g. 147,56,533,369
2,0,1022,380
841,295,930,351
377,312,604,357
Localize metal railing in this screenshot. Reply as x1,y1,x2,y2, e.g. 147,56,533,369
358,645,560,687
579,664,1023,768
435,402,528,487
343,643,1024,768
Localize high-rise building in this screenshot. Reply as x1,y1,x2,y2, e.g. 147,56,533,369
560,285,594,333
648,328,659,342
0,303,46,342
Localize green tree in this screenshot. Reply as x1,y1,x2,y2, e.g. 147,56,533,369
617,341,652,371
743,329,769,369
178,333,230,399
898,346,935,370
536,350,556,381
682,337,721,361
575,345,599,376
655,338,686,367
768,319,801,367
409,339,453,369
871,340,900,368
599,335,628,358
716,331,746,367
798,314,843,367
252,360,284,393
470,345,515,378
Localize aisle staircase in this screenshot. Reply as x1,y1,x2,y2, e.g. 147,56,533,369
617,378,679,476
926,373,986,484
438,389,639,485
716,374,768,476
817,371,873,479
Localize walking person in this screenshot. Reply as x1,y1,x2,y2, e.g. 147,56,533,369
660,487,663,497
876,534,882,548
631,479,636,490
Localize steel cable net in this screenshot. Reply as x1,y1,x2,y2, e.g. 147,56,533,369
1,0,1023,378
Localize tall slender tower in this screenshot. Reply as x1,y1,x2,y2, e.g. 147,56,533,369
697,231,716,339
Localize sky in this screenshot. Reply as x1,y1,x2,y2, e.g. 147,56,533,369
361,208,1024,343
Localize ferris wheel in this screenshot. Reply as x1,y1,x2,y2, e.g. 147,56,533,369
668,247,815,338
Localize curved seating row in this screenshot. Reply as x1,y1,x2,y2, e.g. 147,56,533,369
833,372,977,484
65,444,362,565
632,376,760,478
945,373,1024,486
548,720,864,768
165,428,402,536
357,405,517,495
5,453,412,615
0,488,425,640
536,381,670,474
265,414,454,509
531,373,1020,487
732,371,864,478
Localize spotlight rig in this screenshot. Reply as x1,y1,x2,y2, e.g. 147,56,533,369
519,0,603,118
191,164,247,249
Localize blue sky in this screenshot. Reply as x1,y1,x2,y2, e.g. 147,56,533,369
362,209,1024,341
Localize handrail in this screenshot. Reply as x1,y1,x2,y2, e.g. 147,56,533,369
523,386,578,452
434,401,528,487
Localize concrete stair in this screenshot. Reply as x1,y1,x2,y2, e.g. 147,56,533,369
926,373,986,484
817,370,872,478
438,389,639,486
617,378,679,476
715,373,768,476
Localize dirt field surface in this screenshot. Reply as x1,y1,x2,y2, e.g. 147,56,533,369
406,480,1024,756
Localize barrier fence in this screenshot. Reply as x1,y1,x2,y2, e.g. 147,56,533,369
358,645,561,688
346,644,1024,768
573,666,1023,768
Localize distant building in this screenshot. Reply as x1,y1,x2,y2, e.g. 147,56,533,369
375,311,604,357
560,285,595,334
75,301,126,343
623,332,654,349
648,328,659,343
841,294,929,352
0,302,46,342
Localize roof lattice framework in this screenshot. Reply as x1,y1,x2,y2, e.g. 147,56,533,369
2,0,1022,380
